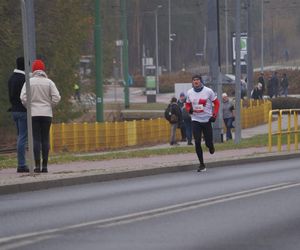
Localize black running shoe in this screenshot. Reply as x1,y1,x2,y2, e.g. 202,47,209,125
209,146,215,154
34,168,41,173
197,164,207,172
17,166,29,173
41,168,48,173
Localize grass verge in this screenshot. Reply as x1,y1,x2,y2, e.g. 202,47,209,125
1,132,298,169
0,133,270,169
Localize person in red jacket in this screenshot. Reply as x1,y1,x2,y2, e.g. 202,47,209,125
185,75,220,172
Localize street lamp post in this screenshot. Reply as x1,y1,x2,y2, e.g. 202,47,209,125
19,0,37,174
261,0,270,72
155,5,162,94
168,0,171,73
225,0,229,73
195,52,204,71
261,0,264,72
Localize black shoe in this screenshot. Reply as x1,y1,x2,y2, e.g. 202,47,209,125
17,166,29,173
34,167,41,173
197,164,207,172
187,142,193,145
41,168,48,173
209,146,215,154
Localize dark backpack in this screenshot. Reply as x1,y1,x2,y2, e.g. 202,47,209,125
164,104,178,123
164,104,172,121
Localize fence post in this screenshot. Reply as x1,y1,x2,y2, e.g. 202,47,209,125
268,110,273,152
84,122,88,152
62,123,65,150
73,123,78,152
287,110,291,151
95,122,100,149
294,112,298,151
278,110,282,152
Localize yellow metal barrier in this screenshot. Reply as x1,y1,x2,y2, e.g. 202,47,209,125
49,100,271,153
268,109,300,152
50,119,174,153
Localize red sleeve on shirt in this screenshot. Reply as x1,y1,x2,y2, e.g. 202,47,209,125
212,98,220,117
185,102,192,113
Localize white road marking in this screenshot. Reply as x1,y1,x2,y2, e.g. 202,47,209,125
0,235,57,250
0,182,299,248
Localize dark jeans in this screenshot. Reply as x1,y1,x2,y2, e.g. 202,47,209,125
192,121,214,164
32,116,52,167
223,117,234,140
180,121,186,140
12,112,27,167
184,119,192,143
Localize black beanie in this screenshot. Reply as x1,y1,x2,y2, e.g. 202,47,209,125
16,57,25,70
192,74,203,82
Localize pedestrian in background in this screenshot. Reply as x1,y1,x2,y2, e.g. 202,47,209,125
74,82,81,102
271,71,279,98
177,92,187,142
251,83,263,100
7,57,29,173
165,97,181,146
186,74,220,172
222,93,235,141
280,73,289,97
20,59,61,173
267,74,273,98
258,72,265,94
182,103,193,145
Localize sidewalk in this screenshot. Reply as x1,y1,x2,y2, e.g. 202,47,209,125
1,116,299,195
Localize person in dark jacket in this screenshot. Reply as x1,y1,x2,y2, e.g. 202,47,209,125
280,73,289,97
258,72,265,94
271,71,279,98
177,92,187,142
251,83,263,100
222,93,235,141
7,57,28,173
168,97,182,145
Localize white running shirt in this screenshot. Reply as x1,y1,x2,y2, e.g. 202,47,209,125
186,86,217,122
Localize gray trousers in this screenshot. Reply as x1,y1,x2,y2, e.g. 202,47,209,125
170,123,177,144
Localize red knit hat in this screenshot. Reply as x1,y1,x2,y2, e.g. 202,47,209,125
32,59,45,72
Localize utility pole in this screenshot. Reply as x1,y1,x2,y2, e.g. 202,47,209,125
94,0,104,122
234,0,242,144
261,0,264,73
225,0,229,73
121,0,130,108
168,0,171,73
155,8,159,94
207,0,223,143
246,0,253,98
20,0,35,174
26,0,36,65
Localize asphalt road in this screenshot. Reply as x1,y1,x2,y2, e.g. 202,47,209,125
0,159,300,250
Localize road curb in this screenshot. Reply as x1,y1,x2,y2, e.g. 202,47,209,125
1,152,300,195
